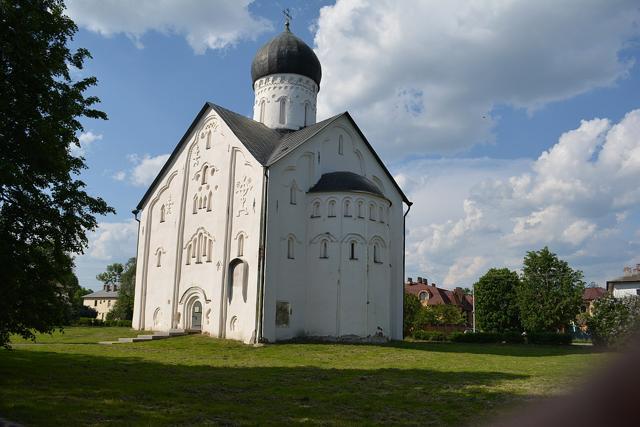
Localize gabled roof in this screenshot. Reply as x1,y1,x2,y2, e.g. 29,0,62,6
583,287,607,301
82,290,118,299
136,103,411,211
607,273,640,283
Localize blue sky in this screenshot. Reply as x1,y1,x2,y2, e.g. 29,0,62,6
67,0,640,290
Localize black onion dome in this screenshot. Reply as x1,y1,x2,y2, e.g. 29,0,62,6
251,28,322,87
309,172,384,198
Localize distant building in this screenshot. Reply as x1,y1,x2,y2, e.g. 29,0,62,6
582,287,607,315
83,283,119,321
404,277,474,326
606,265,640,298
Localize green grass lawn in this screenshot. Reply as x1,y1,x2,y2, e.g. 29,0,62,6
0,327,607,426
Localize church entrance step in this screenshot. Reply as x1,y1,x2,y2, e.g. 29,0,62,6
99,330,189,344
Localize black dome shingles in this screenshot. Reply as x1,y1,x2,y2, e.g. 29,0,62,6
309,172,385,198
251,29,322,87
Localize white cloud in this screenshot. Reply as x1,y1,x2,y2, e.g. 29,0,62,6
70,131,103,157
112,170,126,181
87,220,138,260
403,109,640,288
443,256,488,288
66,0,271,53
130,154,170,187
315,0,639,157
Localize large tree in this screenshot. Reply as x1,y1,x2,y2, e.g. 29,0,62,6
0,0,112,347
474,268,521,332
106,258,136,321
517,247,584,332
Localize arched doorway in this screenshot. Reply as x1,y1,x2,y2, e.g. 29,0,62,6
191,301,202,331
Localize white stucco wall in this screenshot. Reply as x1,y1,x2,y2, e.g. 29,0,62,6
611,282,640,298
262,116,405,342
132,108,265,344
83,297,117,321
253,73,318,130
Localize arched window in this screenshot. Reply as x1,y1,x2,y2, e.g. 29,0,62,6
338,135,344,155
349,241,357,260
201,165,208,184
311,201,320,218
186,244,192,265
328,200,336,217
160,204,166,223
192,195,198,214
259,99,266,123
205,130,212,149
196,233,203,264
156,249,162,267
290,183,296,205
373,243,382,263
287,236,295,259
207,190,212,211
369,203,376,221
238,234,244,257
379,206,384,223
279,98,286,125
207,239,213,263
357,201,364,218
419,291,428,302
344,199,351,217
320,240,328,259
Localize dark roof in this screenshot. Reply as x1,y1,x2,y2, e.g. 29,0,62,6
82,290,118,299
309,172,384,198
583,287,607,301
251,28,322,87
607,273,640,283
136,103,411,211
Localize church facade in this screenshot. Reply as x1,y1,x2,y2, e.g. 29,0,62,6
131,26,411,343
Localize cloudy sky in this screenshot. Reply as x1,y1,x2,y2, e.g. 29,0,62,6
66,0,640,290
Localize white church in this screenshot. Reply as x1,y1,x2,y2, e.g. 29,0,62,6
131,24,411,343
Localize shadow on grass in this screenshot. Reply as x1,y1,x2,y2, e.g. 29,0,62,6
0,349,530,426
381,341,602,357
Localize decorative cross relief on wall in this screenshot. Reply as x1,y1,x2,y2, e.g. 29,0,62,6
235,176,253,217
192,144,201,168
165,194,174,216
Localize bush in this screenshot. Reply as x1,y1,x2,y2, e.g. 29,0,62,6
412,330,447,342
527,331,572,345
451,332,500,343
587,295,640,348
403,293,422,337
104,319,132,327
75,317,105,326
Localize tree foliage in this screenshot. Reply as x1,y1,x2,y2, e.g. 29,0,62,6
96,263,124,286
517,247,584,332
413,304,465,330
587,294,640,348
106,258,136,321
474,268,521,332
403,293,421,337
0,0,113,347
